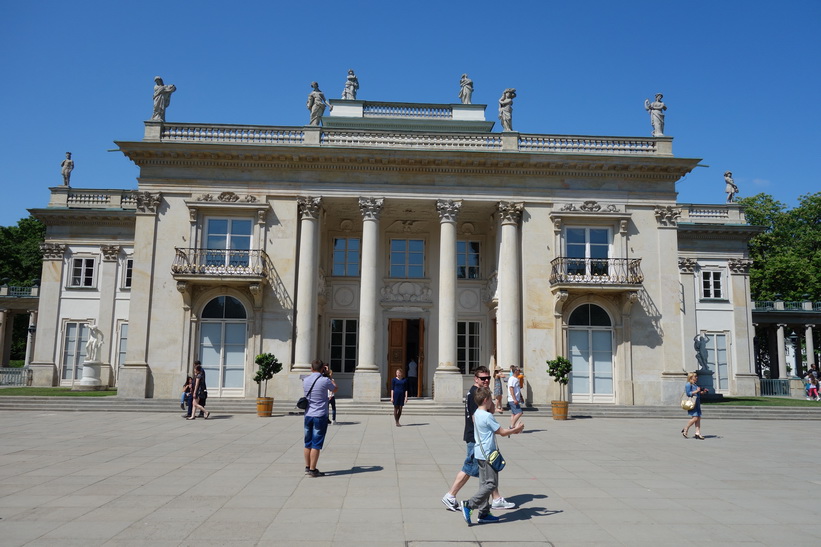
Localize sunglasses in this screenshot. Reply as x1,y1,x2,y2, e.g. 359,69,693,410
477,376,491,381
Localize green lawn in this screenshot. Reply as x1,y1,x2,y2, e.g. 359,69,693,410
0,387,117,397
704,396,821,407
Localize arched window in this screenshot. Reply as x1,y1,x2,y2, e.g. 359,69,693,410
568,304,614,403
199,296,247,396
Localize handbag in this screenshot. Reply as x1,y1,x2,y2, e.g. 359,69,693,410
475,426,506,472
297,374,322,410
681,392,696,411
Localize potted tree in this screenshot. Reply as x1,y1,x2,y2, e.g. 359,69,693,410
546,356,573,420
254,353,282,417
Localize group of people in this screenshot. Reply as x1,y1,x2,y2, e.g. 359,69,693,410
179,361,210,420
804,364,820,400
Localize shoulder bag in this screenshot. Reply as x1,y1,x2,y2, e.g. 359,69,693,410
680,391,696,411
297,374,322,410
475,423,506,472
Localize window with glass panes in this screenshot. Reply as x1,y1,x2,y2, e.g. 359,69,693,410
457,241,480,279
565,228,610,276
122,258,133,289
701,270,723,299
70,257,96,287
330,319,357,373
457,321,481,374
390,239,424,278
62,322,88,381
332,237,360,276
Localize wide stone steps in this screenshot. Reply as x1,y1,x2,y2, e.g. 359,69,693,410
1,396,821,419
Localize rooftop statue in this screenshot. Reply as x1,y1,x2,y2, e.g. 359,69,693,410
151,76,177,122
307,82,332,126
341,69,359,100
724,171,739,203
644,93,666,137
61,152,74,186
498,88,516,132
458,73,473,104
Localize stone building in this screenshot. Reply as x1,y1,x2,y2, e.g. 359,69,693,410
27,97,760,405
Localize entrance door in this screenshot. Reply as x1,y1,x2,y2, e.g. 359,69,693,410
386,318,424,396
568,304,614,403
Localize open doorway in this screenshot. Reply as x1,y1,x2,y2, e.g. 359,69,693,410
387,318,424,397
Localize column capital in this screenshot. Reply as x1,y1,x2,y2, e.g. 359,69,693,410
436,199,462,223
358,197,384,221
135,191,163,214
678,258,698,273
298,196,322,220
100,245,121,261
40,243,66,260
497,201,523,225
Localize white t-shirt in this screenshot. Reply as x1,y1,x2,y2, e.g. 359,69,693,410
507,374,521,403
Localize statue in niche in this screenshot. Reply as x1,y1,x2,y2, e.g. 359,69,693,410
694,333,709,370
151,76,177,122
85,323,104,362
724,171,739,203
60,152,74,186
458,74,474,104
307,82,331,126
644,93,666,136
498,88,516,132
341,69,359,100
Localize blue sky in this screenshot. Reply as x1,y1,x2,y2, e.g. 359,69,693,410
1,0,819,227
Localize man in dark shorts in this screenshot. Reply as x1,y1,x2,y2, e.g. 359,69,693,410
303,360,337,477
441,366,515,511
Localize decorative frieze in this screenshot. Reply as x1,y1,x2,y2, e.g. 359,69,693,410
559,201,620,213
358,197,384,220
380,281,432,303
654,205,681,226
728,258,754,274
40,243,66,260
678,258,698,273
100,245,121,261
298,196,322,220
135,191,162,214
497,201,523,225
436,199,462,223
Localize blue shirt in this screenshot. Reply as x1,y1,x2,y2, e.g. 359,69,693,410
473,408,501,460
303,373,335,418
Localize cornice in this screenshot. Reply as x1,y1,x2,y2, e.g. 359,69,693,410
29,208,136,226
677,223,764,241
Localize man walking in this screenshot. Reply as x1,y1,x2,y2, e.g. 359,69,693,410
441,366,515,512
508,366,524,430
303,360,337,477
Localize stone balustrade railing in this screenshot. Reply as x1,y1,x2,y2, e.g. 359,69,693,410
678,204,747,224
753,301,821,312
48,188,137,210
363,103,452,119
149,122,669,156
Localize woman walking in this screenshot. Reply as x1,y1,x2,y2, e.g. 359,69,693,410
493,369,504,414
189,362,210,420
682,372,707,439
391,368,409,426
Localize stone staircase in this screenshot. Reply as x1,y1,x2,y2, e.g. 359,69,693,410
1,396,821,419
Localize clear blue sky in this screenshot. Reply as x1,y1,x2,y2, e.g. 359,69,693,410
1,0,819,227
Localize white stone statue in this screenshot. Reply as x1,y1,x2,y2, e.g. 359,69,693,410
341,69,359,100
85,323,104,362
724,171,739,203
498,88,516,132
307,82,331,126
60,152,74,186
458,74,473,104
694,333,708,370
152,76,177,122
644,93,666,136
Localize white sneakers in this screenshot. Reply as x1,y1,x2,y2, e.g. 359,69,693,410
491,497,516,509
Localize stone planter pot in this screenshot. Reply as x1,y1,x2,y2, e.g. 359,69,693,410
256,397,274,417
551,400,569,420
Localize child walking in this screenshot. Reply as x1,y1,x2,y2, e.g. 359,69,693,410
461,386,524,525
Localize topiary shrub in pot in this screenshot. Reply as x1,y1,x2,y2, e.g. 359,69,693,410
254,353,282,417
546,356,572,420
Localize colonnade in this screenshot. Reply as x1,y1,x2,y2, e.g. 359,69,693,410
291,196,524,401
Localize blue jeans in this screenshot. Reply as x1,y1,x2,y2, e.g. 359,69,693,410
461,442,479,477
304,415,329,450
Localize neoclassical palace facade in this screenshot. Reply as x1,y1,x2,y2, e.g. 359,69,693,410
28,98,760,405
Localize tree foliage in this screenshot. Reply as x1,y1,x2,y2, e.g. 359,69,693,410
739,192,821,300
0,216,45,286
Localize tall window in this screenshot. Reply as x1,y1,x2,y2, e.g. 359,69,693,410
457,321,481,374
199,296,247,394
332,237,360,276
457,241,480,279
122,258,133,289
117,323,129,368
70,257,96,287
62,322,88,381
568,304,614,403
390,239,424,278
565,228,610,276
205,218,252,269
705,333,729,390
702,270,723,299
329,319,357,373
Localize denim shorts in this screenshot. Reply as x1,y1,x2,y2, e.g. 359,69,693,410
509,401,523,415
461,441,479,477
304,415,329,449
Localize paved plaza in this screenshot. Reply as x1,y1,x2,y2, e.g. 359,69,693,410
1,409,820,546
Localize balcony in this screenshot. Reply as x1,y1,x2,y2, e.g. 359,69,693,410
172,248,271,281
549,258,644,292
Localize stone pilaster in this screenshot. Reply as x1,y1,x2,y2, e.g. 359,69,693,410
434,199,463,402
24,310,37,368
292,197,322,373
497,202,523,371
30,243,66,386
776,324,787,378
354,197,384,401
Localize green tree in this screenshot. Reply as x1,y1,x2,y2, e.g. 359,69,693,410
0,216,45,285
739,192,821,300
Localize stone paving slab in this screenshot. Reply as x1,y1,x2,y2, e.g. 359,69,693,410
1,410,820,546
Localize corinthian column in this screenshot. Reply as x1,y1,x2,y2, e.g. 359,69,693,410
293,197,322,372
497,202,523,371
354,197,384,402
436,199,462,373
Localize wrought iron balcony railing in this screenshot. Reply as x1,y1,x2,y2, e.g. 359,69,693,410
172,248,271,277
549,257,644,286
